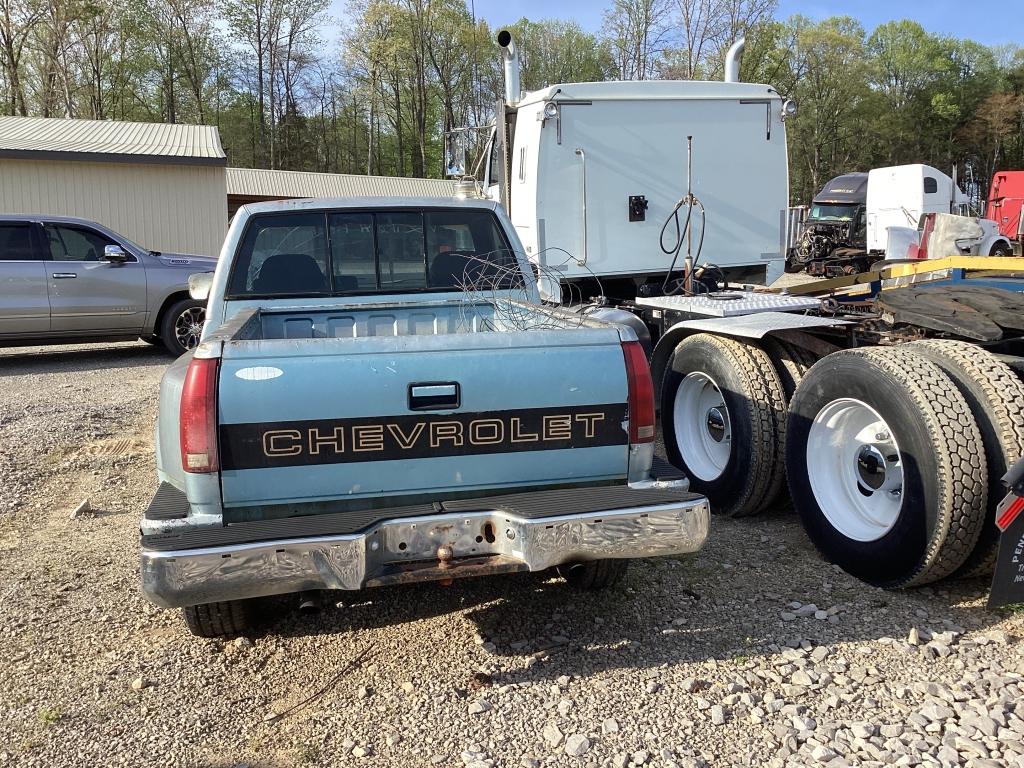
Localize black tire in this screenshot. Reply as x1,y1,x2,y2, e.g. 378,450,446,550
989,242,1012,257
760,337,817,401
182,599,254,638
905,340,1024,577
160,298,206,357
786,347,987,588
557,559,628,590
662,333,786,517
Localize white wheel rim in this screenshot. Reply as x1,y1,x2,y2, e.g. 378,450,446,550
673,372,732,482
807,398,904,542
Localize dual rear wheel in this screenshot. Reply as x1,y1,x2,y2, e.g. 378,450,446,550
661,334,1024,587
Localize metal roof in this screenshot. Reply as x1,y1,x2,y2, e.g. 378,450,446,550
237,195,496,215
226,167,454,199
0,116,226,166
517,79,781,107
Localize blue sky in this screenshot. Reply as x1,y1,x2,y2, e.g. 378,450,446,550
457,0,1022,47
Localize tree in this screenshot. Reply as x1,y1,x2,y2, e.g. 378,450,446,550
600,0,673,80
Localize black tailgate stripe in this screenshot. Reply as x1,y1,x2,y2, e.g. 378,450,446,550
219,403,628,471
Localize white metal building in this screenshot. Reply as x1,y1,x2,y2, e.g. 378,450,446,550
225,167,455,217
0,116,228,255
0,115,459,257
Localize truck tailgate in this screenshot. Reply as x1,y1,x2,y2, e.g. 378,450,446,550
216,330,629,513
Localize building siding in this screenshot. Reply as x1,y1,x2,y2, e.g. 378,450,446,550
0,158,228,256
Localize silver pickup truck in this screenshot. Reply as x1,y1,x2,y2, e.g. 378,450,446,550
0,215,215,355
140,197,709,637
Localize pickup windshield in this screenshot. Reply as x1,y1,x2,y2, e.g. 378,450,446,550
226,208,519,298
808,203,858,222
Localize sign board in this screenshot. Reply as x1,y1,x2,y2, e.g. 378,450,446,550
987,484,1024,609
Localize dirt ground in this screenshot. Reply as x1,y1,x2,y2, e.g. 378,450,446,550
1,341,1021,768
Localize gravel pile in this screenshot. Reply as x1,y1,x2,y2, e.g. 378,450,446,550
1,341,1022,768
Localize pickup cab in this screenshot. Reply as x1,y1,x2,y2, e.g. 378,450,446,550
139,197,709,637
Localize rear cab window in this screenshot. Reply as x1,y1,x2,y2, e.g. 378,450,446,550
0,223,38,261
227,208,519,299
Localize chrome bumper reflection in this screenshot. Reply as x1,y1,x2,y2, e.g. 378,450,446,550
141,497,710,608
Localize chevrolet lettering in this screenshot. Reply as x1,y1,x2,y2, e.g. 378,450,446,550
140,197,709,637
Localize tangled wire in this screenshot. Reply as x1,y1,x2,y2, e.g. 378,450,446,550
451,246,602,332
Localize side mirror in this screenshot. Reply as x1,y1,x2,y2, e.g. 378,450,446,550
102,244,130,263
188,272,214,301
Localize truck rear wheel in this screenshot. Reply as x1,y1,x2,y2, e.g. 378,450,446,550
662,333,786,517
182,599,254,638
760,336,817,400
557,559,628,590
786,347,987,587
905,340,1024,577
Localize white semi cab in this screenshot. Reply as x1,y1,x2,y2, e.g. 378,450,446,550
486,33,791,300
866,164,969,252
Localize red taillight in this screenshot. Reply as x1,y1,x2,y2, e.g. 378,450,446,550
180,357,219,473
622,340,655,444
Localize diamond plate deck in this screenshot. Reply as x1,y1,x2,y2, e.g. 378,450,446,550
636,291,823,317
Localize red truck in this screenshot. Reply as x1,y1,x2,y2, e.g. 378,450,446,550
986,171,1024,252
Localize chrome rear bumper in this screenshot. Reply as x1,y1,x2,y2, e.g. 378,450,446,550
141,493,709,608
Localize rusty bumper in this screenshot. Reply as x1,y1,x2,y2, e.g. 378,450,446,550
140,494,709,608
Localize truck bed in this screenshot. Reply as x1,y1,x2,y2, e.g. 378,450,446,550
226,298,592,341
192,298,636,515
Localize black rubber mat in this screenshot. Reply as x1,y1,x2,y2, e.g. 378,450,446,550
144,482,189,521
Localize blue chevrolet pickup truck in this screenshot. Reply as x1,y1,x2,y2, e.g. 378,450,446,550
139,197,709,637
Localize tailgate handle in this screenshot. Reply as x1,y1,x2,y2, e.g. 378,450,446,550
409,382,460,411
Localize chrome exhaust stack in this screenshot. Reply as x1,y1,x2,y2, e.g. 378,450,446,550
724,38,746,83
497,29,521,107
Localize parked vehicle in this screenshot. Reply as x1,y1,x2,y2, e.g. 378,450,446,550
785,165,1009,275
887,212,1014,262
786,172,867,272
0,215,214,355
479,33,792,300
481,31,1024,593
986,170,1024,255
139,196,710,637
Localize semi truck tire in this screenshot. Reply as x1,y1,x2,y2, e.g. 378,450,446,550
786,347,987,588
182,599,254,638
760,336,817,400
662,333,786,517
557,559,628,590
905,340,1024,578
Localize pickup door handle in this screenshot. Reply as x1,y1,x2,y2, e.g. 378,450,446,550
408,382,461,411
52,272,77,279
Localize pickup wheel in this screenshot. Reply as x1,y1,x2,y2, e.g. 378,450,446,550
161,298,206,357
557,559,628,590
662,333,786,517
182,600,254,638
905,340,1024,578
786,347,987,588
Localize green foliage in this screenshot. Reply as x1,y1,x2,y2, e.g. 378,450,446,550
0,0,1018,199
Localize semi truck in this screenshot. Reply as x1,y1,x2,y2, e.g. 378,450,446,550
787,164,1010,275
475,31,1024,591
986,170,1024,254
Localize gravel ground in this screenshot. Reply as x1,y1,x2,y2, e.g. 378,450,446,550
1,341,1023,768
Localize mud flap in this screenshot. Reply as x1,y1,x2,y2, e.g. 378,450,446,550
988,457,1024,609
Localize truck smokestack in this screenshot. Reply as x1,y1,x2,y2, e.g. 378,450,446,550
724,38,745,83
497,30,521,107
